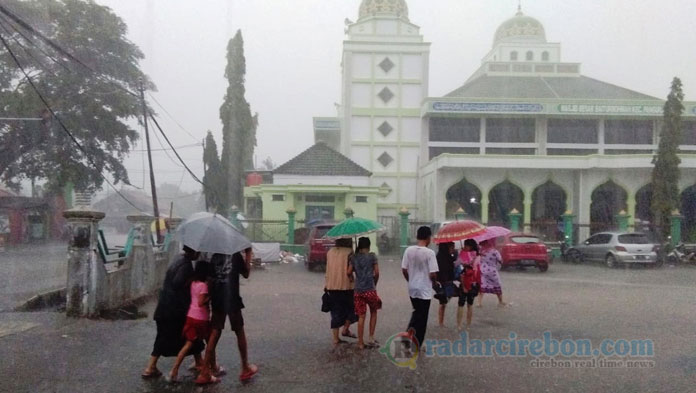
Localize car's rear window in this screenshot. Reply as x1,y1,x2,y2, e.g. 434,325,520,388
618,234,650,244
314,226,333,238
511,236,540,244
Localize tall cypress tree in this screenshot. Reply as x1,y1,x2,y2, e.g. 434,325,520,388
651,77,684,238
202,131,226,213
220,30,257,209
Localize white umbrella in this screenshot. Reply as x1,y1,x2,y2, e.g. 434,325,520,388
176,212,252,255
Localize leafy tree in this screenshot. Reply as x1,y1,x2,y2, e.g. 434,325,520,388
202,130,227,213
219,30,256,209
261,156,275,171
651,77,684,238
0,0,153,192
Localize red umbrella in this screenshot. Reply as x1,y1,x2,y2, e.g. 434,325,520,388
433,220,486,244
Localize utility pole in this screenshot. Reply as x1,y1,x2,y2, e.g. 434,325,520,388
139,80,162,243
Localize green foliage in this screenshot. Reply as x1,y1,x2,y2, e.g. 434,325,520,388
651,77,684,237
202,130,227,213
0,0,153,192
219,30,257,208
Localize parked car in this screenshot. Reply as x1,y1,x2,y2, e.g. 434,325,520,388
305,223,336,271
566,232,659,268
498,233,550,272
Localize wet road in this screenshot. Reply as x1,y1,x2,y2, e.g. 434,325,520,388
1,257,696,392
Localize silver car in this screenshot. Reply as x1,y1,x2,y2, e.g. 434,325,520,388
567,232,659,268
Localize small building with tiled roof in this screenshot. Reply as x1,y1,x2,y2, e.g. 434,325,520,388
244,143,389,227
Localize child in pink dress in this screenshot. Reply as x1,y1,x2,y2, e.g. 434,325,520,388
169,261,211,382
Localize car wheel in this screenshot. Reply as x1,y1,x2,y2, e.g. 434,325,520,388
605,254,618,269
568,250,583,264
538,264,548,272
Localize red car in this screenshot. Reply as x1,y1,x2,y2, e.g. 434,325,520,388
305,223,336,271
498,233,550,272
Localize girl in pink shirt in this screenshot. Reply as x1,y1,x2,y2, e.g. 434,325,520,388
170,261,211,382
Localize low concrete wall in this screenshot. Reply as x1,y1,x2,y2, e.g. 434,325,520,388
64,209,180,318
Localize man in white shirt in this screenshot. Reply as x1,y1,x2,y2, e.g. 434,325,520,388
401,226,439,349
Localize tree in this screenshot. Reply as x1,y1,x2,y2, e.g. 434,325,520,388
202,130,227,213
651,77,685,238
261,156,275,171
0,0,153,193
219,30,257,209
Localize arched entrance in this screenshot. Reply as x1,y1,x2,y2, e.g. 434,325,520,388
488,181,524,226
681,185,696,242
445,178,482,220
635,184,653,229
531,181,567,240
591,181,627,233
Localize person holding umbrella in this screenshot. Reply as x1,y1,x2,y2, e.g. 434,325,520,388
478,239,508,308
456,239,481,331
170,212,258,385
142,245,205,379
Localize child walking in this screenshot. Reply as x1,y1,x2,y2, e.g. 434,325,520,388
457,239,481,331
347,237,382,349
169,261,211,382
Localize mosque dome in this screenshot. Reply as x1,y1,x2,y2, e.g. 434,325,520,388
358,0,409,21
494,9,546,45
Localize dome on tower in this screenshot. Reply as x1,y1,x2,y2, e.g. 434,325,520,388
358,0,409,21
493,9,546,45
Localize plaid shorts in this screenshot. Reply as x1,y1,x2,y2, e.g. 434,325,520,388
353,290,382,316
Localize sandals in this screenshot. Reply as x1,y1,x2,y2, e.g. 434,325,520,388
213,366,227,377
341,331,357,339
194,374,221,386
239,364,259,382
141,369,162,379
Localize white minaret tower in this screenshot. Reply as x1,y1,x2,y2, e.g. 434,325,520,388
340,0,430,216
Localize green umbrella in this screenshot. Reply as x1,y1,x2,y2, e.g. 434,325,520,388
324,217,385,240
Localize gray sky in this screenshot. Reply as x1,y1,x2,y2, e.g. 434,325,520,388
95,0,696,194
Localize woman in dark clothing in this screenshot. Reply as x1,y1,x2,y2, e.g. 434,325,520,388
142,246,205,378
435,242,457,327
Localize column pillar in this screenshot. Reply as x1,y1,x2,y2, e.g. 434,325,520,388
508,209,522,232
480,118,487,155
481,197,490,225
286,207,297,245
626,194,637,231
454,208,466,221
598,119,606,155
229,205,241,231
616,210,630,232
164,217,183,252
670,210,683,247
562,211,575,247
399,207,411,256
63,208,105,317
523,196,532,232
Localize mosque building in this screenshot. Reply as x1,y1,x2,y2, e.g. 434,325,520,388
312,0,696,241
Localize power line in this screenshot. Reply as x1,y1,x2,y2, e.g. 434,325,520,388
0,4,139,98
0,18,56,77
147,92,199,142
148,113,205,187
0,31,145,213
0,12,71,72
130,143,202,152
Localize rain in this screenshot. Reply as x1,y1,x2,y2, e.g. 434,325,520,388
1,0,696,392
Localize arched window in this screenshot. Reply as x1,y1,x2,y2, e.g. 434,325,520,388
542,51,549,62
510,51,518,61
526,51,534,61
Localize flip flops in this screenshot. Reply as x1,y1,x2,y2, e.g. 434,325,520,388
239,364,259,382
194,375,221,386
341,331,357,339
141,369,162,379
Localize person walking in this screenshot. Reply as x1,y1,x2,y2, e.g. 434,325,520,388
142,246,204,379
457,239,481,330
325,238,358,346
347,237,381,349
169,261,212,382
401,226,439,349
477,239,508,308
435,242,457,327
196,248,258,385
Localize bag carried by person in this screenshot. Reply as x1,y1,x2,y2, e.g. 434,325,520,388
321,288,332,313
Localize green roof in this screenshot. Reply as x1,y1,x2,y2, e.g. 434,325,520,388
274,143,372,177
446,75,659,101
